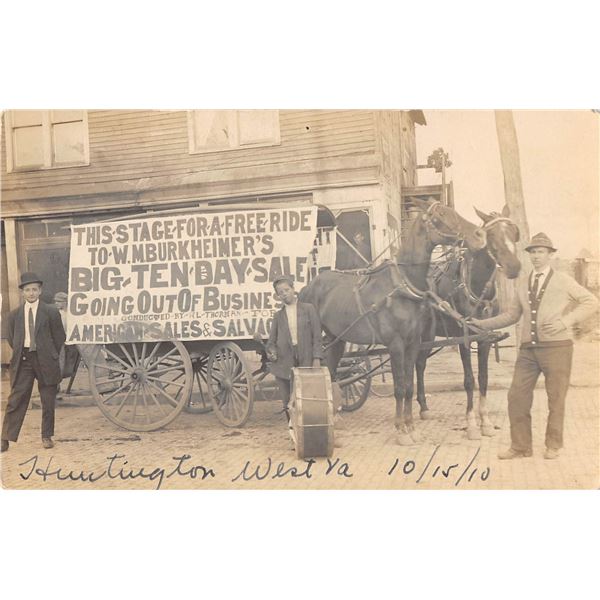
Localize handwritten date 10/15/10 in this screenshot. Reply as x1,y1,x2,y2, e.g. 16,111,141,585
387,446,491,486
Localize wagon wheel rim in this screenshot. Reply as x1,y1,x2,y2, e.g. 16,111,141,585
207,342,254,427
338,346,372,412
185,354,213,414
88,341,193,431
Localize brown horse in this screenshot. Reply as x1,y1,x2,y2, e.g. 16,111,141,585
415,205,521,439
299,198,487,445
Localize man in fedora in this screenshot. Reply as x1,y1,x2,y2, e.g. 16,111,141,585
1,272,66,452
470,233,598,460
266,275,324,415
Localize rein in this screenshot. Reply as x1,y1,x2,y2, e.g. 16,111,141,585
322,203,477,351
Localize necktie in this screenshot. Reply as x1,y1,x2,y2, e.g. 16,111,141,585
28,306,37,351
531,273,543,299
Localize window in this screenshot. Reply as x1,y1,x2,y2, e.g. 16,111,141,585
5,110,90,172
188,110,280,154
334,209,373,270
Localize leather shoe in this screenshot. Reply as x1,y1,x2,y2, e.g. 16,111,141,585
544,448,560,460
498,447,532,460
1,440,8,453
42,437,54,449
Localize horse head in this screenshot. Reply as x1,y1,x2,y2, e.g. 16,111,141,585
411,197,487,252
474,205,521,279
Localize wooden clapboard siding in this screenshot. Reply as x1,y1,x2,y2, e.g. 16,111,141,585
371,110,418,227
1,110,378,216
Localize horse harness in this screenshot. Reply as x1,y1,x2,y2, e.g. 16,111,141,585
324,202,480,351
323,207,518,352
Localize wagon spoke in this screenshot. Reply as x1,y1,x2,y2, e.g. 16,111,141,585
219,349,228,374
118,343,136,367
146,375,187,388
140,342,148,364
147,363,185,377
144,342,162,367
101,378,134,404
95,375,126,385
132,382,140,423
132,342,140,366
104,347,135,371
229,393,241,420
146,346,180,372
114,382,136,417
138,382,151,424
144,381,168,416
145,380,180,408
92,363,129,376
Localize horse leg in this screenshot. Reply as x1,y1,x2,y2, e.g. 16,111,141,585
416,308,435,420
324,339,347,446
477,342,495,437
325,339,345,379
415,348,433,420
459,343,480,440
390,341,412,446
404,343,422,444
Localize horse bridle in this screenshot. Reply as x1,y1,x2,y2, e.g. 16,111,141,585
457,213,519,316
422,201,469,245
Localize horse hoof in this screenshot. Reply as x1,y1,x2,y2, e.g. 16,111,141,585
397,433,414,446
420,410,434,421
467,427,482,441
481,425,495,437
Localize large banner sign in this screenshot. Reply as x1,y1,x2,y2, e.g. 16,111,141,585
67,207,318,344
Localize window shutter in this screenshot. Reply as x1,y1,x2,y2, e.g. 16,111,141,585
193,110,236,150
52,121,86,164
237,110,280,146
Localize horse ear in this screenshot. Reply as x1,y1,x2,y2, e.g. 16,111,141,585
410,197,433,212
501,204,511,217
474,207,492,223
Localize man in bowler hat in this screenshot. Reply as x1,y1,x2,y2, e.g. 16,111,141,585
1,272,66,452
266,275,324,414
471,233,598,460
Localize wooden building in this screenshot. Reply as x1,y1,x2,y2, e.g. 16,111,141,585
1,109,434,359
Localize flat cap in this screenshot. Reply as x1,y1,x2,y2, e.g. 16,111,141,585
272,274,295,289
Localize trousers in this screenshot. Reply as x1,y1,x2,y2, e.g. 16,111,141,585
507,344,573,452
2,351,57,442
275,345,299,409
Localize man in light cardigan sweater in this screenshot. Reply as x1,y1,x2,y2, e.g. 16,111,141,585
471,233,598,460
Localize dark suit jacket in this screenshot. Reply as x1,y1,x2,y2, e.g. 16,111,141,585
6,301,66,386
267,301,324,380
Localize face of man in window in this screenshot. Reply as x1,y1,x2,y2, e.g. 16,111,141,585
22,283,42,304
275,282,296,305
528,247,553,271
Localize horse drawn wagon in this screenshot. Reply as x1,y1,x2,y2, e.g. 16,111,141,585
66,200,371,432
66,197,518,442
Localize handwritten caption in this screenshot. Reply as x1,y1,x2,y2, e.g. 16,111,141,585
18,446,491,489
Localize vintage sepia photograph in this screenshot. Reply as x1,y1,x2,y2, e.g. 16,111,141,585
1,108,598,490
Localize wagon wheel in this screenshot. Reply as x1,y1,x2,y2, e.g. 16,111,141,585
185,353,213,414
336,344,372,412
207,342,254,427
88,340,193,431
